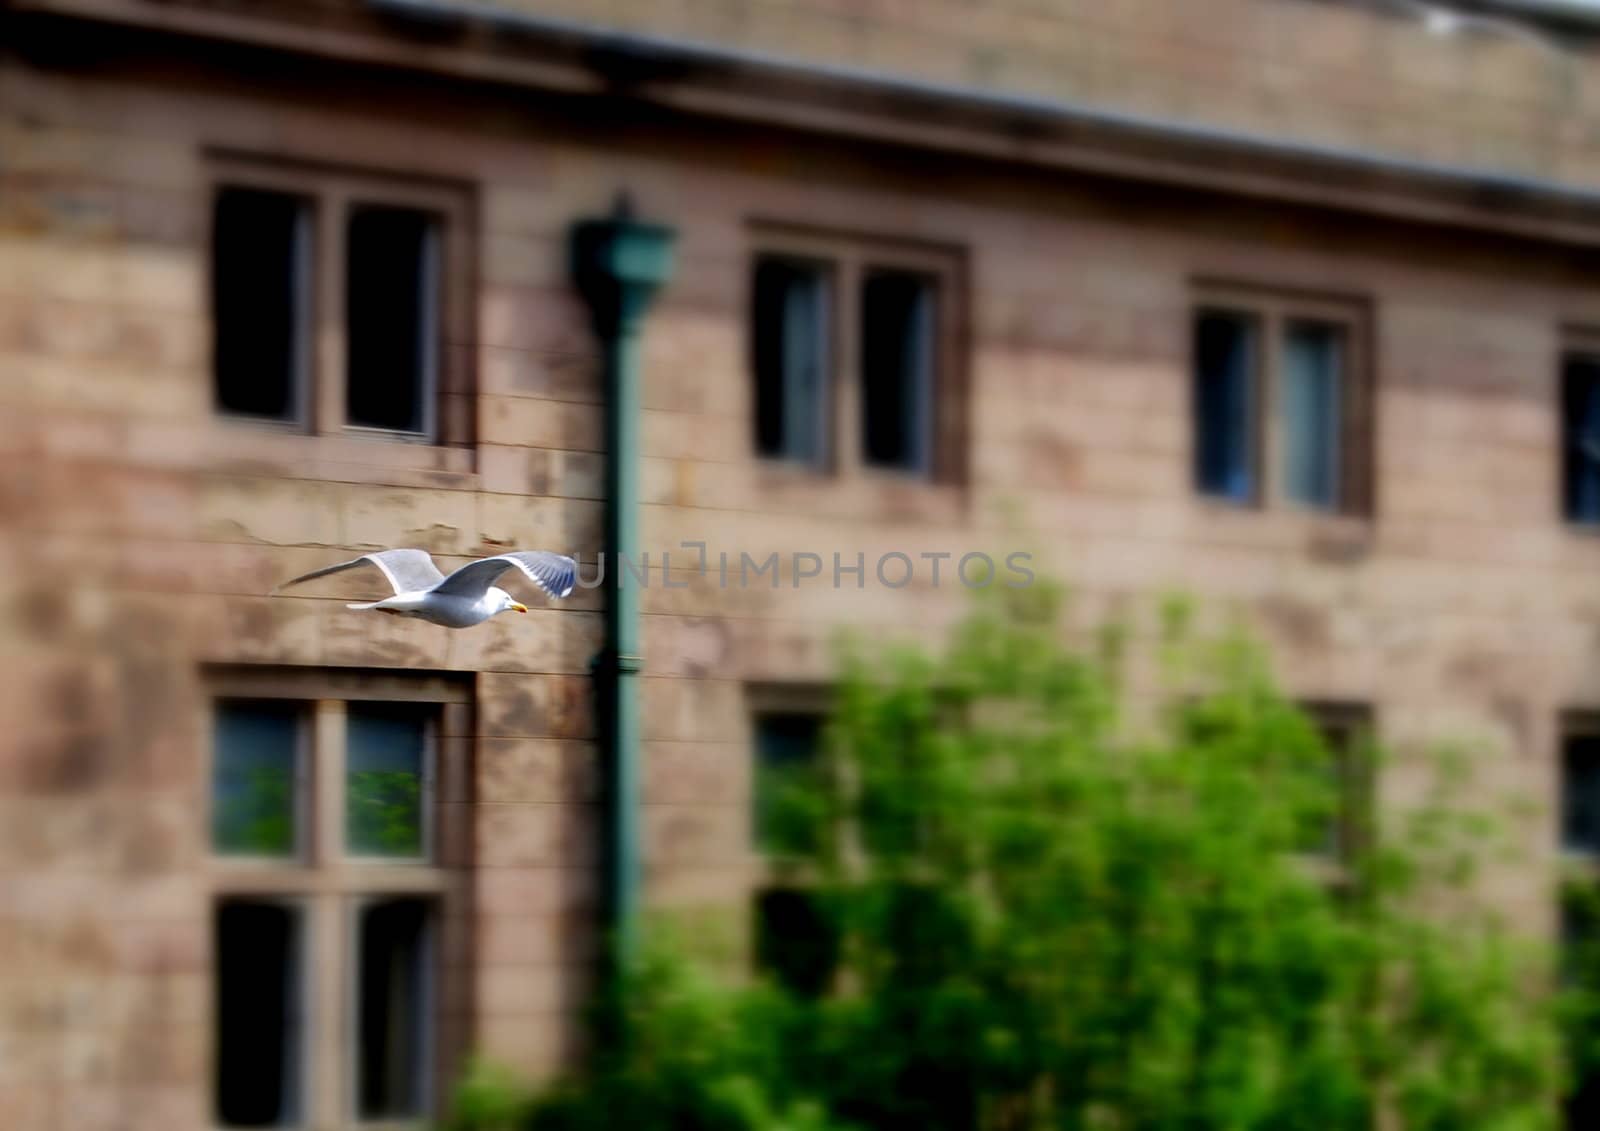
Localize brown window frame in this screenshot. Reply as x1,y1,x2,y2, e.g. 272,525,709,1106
1560,330,1600,529
207,154,475,449
1192,283,1374,516
748,225,968,486
1559,713,1600,1128
744,684,844,996
1562,712,1600,871
205,668,472,1131
747,683,835,879
1298,700,1375,888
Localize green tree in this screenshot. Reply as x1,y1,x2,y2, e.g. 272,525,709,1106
462,587,1569,1131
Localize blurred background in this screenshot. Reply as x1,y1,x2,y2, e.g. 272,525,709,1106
7,0,1600,1127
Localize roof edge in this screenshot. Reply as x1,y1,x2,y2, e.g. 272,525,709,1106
10,0,1600,245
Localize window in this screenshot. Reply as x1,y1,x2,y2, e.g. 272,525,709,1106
752,258,830,466
1300,703,1373,866
212,189,311,423
1564,724,1600,859
1564,716,1600,1127
749,232,963,482
210,159,470,445
208,672,469,1129
212,701,305,858
1192,288,1370,514
750,700,838,995
346,206,440,435
215,900,305,1128
1563,349,1600,525
754,888,839,998
346,702,432,859
356,898,431,1120
860,270,937,474
754,710,825,856
1194,310,1258,502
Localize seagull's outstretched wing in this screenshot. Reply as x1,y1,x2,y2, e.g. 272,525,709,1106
274,549,446,597
431,551,577,601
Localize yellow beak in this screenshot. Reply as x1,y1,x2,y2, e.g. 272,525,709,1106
510,602,529,614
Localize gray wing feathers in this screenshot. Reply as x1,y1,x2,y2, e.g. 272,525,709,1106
274,549,445,596
497,551,578,600
431,551,577,601
364,549,448,592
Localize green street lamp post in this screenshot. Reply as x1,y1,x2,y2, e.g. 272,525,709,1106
570,196,675,961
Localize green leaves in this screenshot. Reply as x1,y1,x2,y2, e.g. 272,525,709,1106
464,590,1568,1131
212,764,294,856
347,769,422,856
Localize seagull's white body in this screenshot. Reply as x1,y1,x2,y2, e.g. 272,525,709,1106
348,585,525,629
274,549,577,629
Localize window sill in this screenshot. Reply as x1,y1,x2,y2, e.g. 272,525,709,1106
210,1121,428,1131
750,852,825,888
1561,850,1600,872
753,457,833,483
208,861,451,894
750,461,966,523
1192,496,1375,561
204,418,478,489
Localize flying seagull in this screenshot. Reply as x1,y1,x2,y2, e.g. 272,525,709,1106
274,549,577,629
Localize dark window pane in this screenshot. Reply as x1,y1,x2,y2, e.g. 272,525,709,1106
213,188,306,421
1565,733,1600,856
1194,310,1257,502
1565,889,1600,1128
347,704,428,858
861,271,936,474
358,898,430,1120
213,702,300,857
215,901,303,1128
884,883,971,985
1299,709,1369,862
755,888,838,997
1282,321,1345,510
1564,356,1600,523
755,712,823,855
752,258,829,464
346,205,438,434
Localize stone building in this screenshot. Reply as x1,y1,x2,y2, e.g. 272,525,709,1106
6,0,1600,1127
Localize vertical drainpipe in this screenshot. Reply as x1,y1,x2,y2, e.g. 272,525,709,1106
570,196,675,962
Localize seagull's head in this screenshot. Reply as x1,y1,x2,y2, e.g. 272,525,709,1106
490,587,528,616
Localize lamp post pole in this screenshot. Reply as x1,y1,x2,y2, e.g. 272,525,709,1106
570,197,675,961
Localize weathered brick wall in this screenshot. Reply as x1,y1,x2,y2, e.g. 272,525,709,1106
4,11,1600,1127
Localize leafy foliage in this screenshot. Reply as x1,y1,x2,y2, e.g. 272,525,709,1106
458,588,1571,1130
347,769,423,855
212,765,294,855
454,952,848,1131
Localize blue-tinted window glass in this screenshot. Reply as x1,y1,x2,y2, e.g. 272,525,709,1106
755,712,823,855
1282,321,1345,510
753,258,830,466
357,897,430,1118
861,271,936,475
1565,356,1600,524
347,705,428,858
213,702,301,857
1194,310,1257,502
1565,733,1600,857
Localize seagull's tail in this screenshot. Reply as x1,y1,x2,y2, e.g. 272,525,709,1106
346,600,386,611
